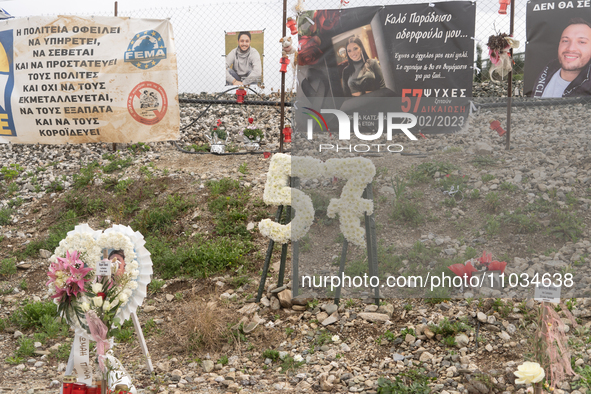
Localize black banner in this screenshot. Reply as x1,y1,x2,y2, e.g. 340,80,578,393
295,2,475,135
525,0,591,97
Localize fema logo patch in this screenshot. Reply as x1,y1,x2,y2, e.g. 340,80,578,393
124,30,167,69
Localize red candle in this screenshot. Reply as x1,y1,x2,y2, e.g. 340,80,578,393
62,376,77,394
280,56,290,73
72,382,87,394
499,0,510,14
86,385,98,394
236,88,247,103
286,18,297,35
283,127,292,143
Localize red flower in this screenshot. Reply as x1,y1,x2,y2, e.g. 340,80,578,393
217,119,222,126
248,117,254,124
478,251,492,265
263,152,271,159
315,10,340,34
448,261,477,279
446,174,450,177
97,292,106,300
298,36,322,66
488,260,507,274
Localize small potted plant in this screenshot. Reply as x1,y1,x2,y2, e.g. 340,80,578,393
205,119,229,153
241,117,264,150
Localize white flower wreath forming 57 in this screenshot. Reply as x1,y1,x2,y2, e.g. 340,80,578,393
259,154,375,248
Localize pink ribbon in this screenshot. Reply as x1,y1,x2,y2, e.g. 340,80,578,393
85,311,111,373
488,48,500,65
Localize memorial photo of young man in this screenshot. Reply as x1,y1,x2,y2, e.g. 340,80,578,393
532,18,591,97
225,31,263,86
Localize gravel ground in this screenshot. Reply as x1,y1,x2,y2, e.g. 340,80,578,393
0,86,591,394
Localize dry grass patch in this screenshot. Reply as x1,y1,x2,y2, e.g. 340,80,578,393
171,296,237,352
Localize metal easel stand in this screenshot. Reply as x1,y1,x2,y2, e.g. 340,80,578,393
255,178,296,302
334,183,380,306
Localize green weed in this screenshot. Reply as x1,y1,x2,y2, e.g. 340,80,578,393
185,144,209,152
471,156,497,168
0,207,13,225
148,235,251,279
548,209,584,241
7,181,19,195
262,349,280,361
442,336,457,347
485,192,501,212
408,161,457,184
46,180,64,193
391,176,407,199
207,178,240,196
485,215,500,236
0,257,16,276
73,161,99,189
443,197,457,208
8,198,23,208
112,319,135,343
390,199,427,227
501,211,540,233
280,355,304,373
128,142,151,154
376,369,433,394
103,156,133,174
429,317,471,337
10,300,61,330
50,342,71,361
500,181,517,192
147,279,165,294
481,174,495,183
15,336,35,358
1,163,24,182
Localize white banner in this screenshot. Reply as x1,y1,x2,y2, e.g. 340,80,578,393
0,15,179,144
72,330,93,385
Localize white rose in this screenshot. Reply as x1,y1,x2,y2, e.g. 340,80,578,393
91,283,103,294
80,302,90,312
514,362,545,384
102,301,111,311
92,296,103,308
119,293,129,304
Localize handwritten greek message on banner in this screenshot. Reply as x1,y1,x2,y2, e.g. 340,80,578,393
295,2,475,135
0,16,179,144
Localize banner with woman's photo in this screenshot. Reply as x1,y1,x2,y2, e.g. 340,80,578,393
525,0,591,97
295,2,475,137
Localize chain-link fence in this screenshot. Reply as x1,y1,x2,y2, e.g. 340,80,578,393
91,0,528,99
55,0,591,106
